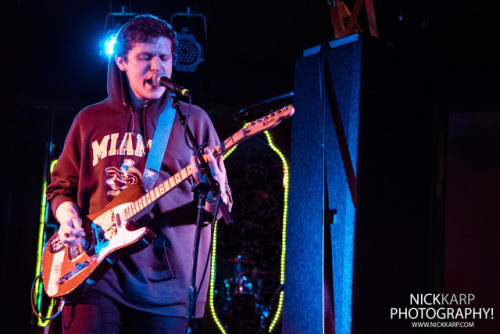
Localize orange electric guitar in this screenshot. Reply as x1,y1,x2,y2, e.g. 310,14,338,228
42,105,294,298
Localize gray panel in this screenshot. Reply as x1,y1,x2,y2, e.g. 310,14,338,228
283,52,325,334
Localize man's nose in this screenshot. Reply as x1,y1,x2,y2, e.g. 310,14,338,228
151,56,161,71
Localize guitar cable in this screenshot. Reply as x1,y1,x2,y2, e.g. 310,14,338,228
30,274,65,321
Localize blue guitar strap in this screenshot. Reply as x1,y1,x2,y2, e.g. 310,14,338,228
142,99,176,193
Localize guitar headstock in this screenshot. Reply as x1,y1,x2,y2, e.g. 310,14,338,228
242,105,295,137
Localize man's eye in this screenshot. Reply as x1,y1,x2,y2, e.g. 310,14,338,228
138,54,152,60
160,56,171,62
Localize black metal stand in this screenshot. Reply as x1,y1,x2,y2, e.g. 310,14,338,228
185,175,212,333
171,95,232,333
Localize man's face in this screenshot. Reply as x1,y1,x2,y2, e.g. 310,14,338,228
115,36,173,108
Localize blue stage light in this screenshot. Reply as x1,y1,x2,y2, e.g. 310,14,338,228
100,7,137,58
103,33,118,57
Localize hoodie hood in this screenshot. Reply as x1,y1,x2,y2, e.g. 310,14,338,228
105,57,171,115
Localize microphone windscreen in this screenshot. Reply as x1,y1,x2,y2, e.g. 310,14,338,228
152,72,168,88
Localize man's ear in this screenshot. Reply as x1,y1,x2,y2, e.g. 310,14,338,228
115,55,126,71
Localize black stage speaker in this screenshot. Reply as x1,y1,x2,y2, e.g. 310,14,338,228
283,36,446,333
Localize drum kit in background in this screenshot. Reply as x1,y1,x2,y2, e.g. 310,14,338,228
215,255,277,333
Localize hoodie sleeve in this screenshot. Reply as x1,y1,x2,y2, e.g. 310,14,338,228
46,115,82,217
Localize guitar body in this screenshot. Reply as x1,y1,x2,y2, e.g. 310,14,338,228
42,184,156,298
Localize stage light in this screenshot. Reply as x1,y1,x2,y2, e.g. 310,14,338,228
171,7,207,72
103,33,118,57
175,28,204,72
100,7,137,57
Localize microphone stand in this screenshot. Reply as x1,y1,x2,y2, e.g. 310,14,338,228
171,95,232,333
186,172,211,331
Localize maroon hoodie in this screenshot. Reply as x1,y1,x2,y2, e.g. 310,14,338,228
46,58,231,317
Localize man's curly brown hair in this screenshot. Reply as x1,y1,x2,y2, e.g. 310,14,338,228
114,14,177,59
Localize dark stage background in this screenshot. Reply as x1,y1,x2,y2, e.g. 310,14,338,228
1,1,499,333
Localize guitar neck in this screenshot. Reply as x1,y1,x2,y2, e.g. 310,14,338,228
121,128,246,223
211,128,246,159
120,104,295,223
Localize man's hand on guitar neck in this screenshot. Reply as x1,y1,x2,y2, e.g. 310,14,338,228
190,147,229,214
56,201,86,246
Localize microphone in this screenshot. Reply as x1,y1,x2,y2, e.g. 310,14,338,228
152,72,191,97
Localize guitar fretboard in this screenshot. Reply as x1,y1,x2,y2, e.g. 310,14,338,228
121,128,247,223
122,165,193,222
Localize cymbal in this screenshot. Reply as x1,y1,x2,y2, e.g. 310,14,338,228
234,92,294,121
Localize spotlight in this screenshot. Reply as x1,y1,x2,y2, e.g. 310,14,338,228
171,7,207,72
175,28,204,72
103,34,118,57
100,7,137,57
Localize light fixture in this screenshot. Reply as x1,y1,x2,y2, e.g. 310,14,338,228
171,7,207,72
103,34,119,57
175,27,204,72
100,7,137,57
